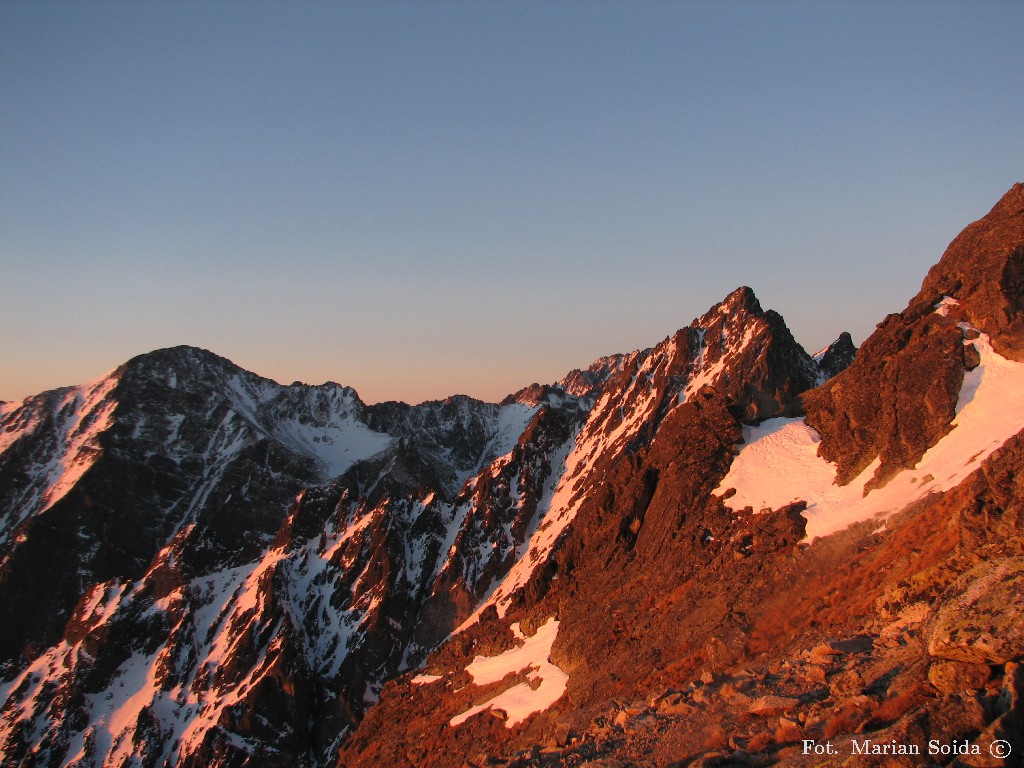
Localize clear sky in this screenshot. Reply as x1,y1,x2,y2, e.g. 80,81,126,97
2,1,1022,405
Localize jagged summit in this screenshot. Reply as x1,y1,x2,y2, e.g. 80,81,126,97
916,181,1024,359
805,182,1024,488
711,284,761,314
680,284,822,422
813,331,857,381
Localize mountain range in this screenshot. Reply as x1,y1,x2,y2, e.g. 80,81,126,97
2,184,1023,767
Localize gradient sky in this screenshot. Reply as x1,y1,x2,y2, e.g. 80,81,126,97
2,1,1023,405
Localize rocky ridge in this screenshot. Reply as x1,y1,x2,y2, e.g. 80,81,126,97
1,281,837,766
3,185,1023,768
803,183,1024,489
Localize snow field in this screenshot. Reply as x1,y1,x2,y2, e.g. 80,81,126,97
449,618,568,728
716,331,1024,542
411,673,442,685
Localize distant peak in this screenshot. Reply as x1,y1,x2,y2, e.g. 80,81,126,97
556,353,630,398
714,285,762,314
127,345,234,369
722,285,762,313
502,382,564,407
814,332,855,359
814,331,857,380
694,286,764,329
724,285,759,307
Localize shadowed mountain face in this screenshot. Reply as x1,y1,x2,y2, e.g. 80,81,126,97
3,186,1024,768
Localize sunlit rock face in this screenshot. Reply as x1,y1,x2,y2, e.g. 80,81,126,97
917,182,1024,360
803,184,1024,490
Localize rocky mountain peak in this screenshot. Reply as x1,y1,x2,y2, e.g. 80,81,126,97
674,285,822,423
814,331,857,380
916,181,1024,360
804,182,1024,488
117,344,237,390
710,284,762,316
125,343,230,369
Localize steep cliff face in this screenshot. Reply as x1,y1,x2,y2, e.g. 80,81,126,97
918,182,1024,360
802,305,966,489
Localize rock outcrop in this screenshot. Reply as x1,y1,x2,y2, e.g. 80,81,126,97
926,557,1024,665
803,184,1024,488
918,182,1024,360
802,307,965,488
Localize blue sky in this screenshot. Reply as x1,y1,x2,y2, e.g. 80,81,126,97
2,1,1022,404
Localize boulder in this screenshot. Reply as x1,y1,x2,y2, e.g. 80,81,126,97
926,557,1024,665
747,696,800,717
927,660,991,695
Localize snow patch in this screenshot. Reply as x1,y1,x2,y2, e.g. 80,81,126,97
273,415,392,478
716,332,1024,542
411,673,442,685
449,618,568,728
934,295,961,316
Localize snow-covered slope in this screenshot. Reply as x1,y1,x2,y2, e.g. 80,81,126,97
0,345,591,764
717,319,1024,542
